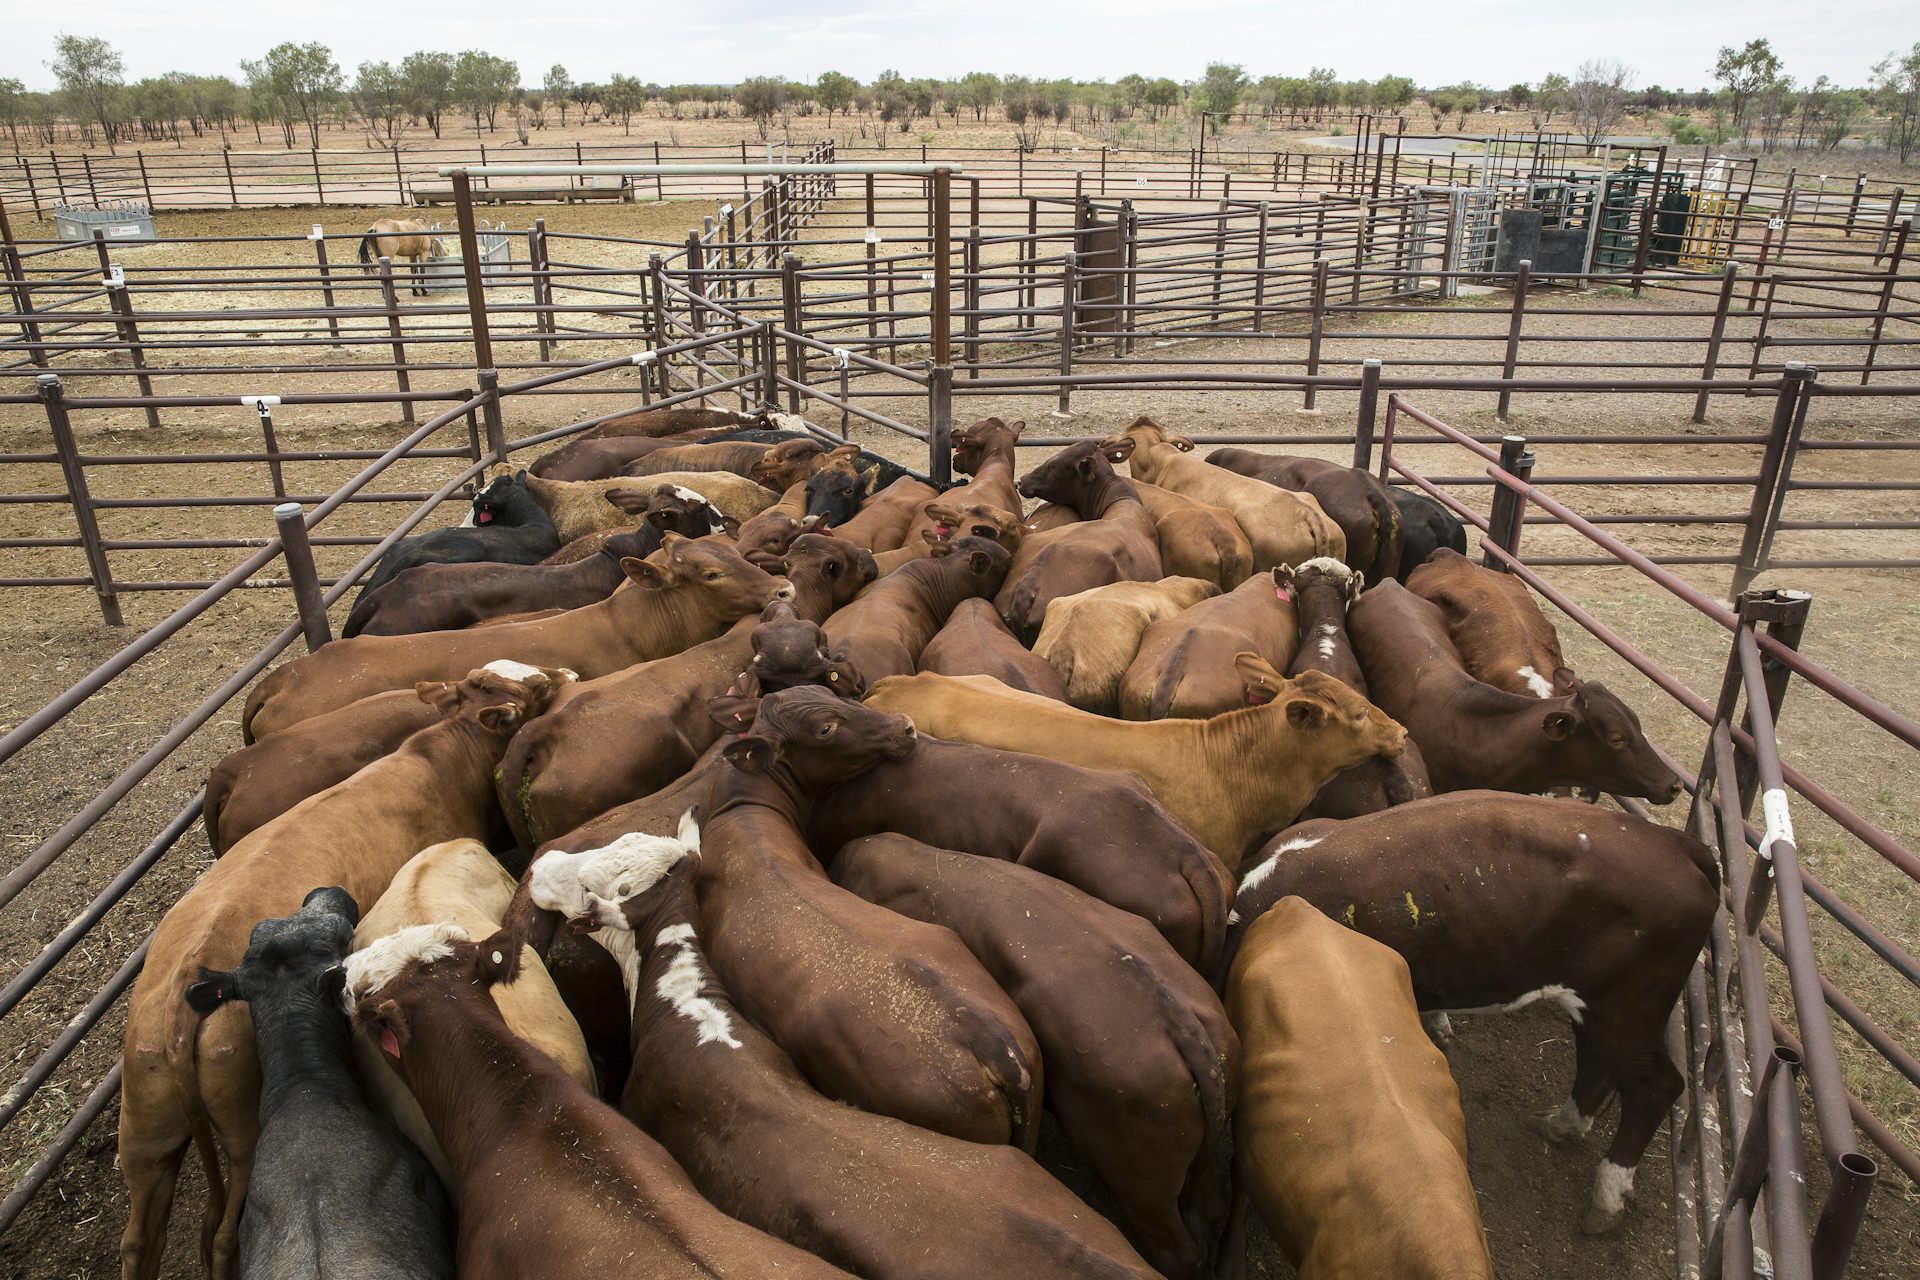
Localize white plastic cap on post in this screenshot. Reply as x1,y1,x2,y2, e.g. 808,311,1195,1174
273,501,303,520
720,204,734,217
238,394,282,410
310,225,324,240
833,348,851,369
103,264,124,289
865,228,881,245
630,352,657,366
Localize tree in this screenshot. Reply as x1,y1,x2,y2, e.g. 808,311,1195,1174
957,71,998,122
603,74,643,134
1195,62,1247,132
816,71,856,125
1307,67,1338,115
49,34,125,152
545,65,573,127
1532,72,1570,127
1144,77,1180,121
1116,74,1148,117
1373,75,1416,113
400,52,456,138
1569,59,1634,149
354,61,406,141
1873,42,1920,162
0,78,26,151
1715,38,1782,140
736,76,785,140
240,43,341,148
452,50,517,131
1506,83,1533,111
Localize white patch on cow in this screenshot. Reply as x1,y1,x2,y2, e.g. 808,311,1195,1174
1316,623,1339,661
1517,665,1556,699
1592,1159,1637,1217
655,924,742,1048
1231,835,1323,922
482,659,545,683
765,412,811,434
344,923,469,1007
527,823,698,920
1297,556,1353,581
459,507,477,529
1504,984,1587,1025
669,485,708,507
1546,1097,1596,1140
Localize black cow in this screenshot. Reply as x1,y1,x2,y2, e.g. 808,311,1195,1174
354,471,561,606
1387,487,1469,581
185,888,453,1280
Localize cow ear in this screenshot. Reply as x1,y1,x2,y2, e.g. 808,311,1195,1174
475,929,522,988
622,555,673,589
1170,434,1197,452
968,549,994,575
477,704,521,734
366,1000,411,1061
514,469,529,487
722,735,779,775
1233,651,1284,705
318,965,348,1004
1008,420,1026,438
1551,667,1580,695
605,488,653,516
716,514,742,537
1285,698,1328,730
1100,436,1135,464
1542,708,1579,741
415,680,459,712
708,693,761,733
185,967,241,1015
856,550,879,582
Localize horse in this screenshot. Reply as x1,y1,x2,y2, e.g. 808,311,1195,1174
359,217,436,297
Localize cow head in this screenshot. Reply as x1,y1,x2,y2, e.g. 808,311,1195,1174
921,502,1025,556
738,600,865,698
750,437,831,490
709,686,916,791
471,469,537,528
186,886,359,1020
926,533,1014,596
1539,670,1684,803
736,510,806,565
603,486,736,538
766,532,878,614
344,920,499,1067
1237,655,1405,765
1292,556,1358,605
1017,439,1119,508
952,418,1023,476
416,660,577,738
517,809,704,950
805,462,877,529
622,534,793,617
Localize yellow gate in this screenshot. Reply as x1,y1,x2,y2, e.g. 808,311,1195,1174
1680,192,1740,269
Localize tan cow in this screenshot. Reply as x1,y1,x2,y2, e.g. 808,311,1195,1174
119,665,568,1280
352,840,594,1184
1226,897,1491,1280
242,536,790,741
525,470,777,542
1033,577,1221,714
863,663,1406,870
1132,480,1254,591
1119,566,1301,721
1407,546,1569,698
1101,418,1343,572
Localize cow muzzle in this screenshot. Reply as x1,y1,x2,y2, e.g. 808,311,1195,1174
771,579,797,602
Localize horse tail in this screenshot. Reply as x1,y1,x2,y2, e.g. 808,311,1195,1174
357,232,376,267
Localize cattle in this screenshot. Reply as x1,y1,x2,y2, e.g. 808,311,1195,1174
242,535,790,742
824,535,1012,684
496,539,872,846
871,500,1024,574
1387,486,1469,579
353,471,559,605
1032,577,1220,714
619,438,793,481
342,922,851,1280
526,470,776,542
181,888,454,1280
1277,557,1432,819
1100,418,1342,572
750,436,835,489
704,428,924,493
864,663,1405,871
1228,794,1719,1234
1225,897,1490,1279
578,404,774,441
528,430,725,482
998,441,1163,643
1118,566,1300,721
120,664,565,1280
536,485,728,565
350,841,594,1184
901,417,1024,547
1348,579,1683,800
822,474,940,550
807,736,1234,973
1408,546,1569,698
518,821,1158,1280
1205,449,1403,587
343,527,660,638
544,689,1043,1145
1131,480,1255,592
918,598,1068,699
835,834,1237,1279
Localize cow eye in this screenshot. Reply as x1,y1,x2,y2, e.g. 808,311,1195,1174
817,721,838,738
704,571,724,582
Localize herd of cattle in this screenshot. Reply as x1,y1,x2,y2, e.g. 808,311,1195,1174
115,404,1719,1280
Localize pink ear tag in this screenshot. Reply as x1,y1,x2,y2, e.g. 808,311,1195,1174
1275,584,1293,602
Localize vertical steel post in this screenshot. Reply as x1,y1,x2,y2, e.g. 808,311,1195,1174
928,168,955,481
1352,359,1382,471
964,227,982,378
1693,261,1741,423
311,226,341,343
1482,434,1535,570
39,374,121,626
1252,201,1269,334
273,502,331,652
1732,362,1811,595
529,217,551,363
221,145,237,207
1303,258,1329,410
779,253,804,413
375,256,413,425
478,367,506,463
1860,219,1911,386
1056,250,1077,416
0,196,46,367
927,364,954,486
252,400,286,499
1497,259,1532,421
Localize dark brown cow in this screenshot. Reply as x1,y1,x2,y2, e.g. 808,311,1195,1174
1228,794,1719,1234
902,417,1024,547
579,404,772,441
1206,448,1403,586
835,834,1237,1280
997,442,1163,643
823,535,1012,684
528,430,722,482
1408,546,1569,698
807,737,1233,974
823,474,940,551
1118,566,1299,721
516,825,1159,1280
917,598,1068,700
344,528,660,638
1349,580,1682,800
621,439,789,482
871,501,1024,575
342,922,849,1280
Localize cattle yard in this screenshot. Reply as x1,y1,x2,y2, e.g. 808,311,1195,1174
0,137,1916,1278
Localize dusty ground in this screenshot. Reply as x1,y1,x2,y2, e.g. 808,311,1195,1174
0,184,1915,1279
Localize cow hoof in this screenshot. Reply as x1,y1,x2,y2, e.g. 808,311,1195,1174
1538,1099,1594,1145
1579,1203,1625,1235
1421,1011,1454,1049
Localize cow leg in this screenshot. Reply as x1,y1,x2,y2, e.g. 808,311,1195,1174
202,1015,261,1280
1579,1014,1683,1234
1422,1010,1455,1048
117,1056,192,1280
1541,1023,1612,1144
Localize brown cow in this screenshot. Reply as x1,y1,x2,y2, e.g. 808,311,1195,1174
495,537,873,846
864,663,1406,870
806,737,1233,974
1132,480,1254,591
1282,558,1432,819
750,436,832,489
1101,419,1342,572
997,441,1163,643
119,666,567,1280
519,823,1158,1280
343,921,850,1280
1119,566,1300,721
1348,580,1683,801
1032,577,1220,714
1229,794,1719,1234
917,598,1068,699
835,834,1238,1280
528,430,722,482
902,417,1024,547
1206,448,1403,586
824,474,940,551
620,439,788,481
536,486,728,565
1408,546,1569,698
872,501,1024,575
823,535,1012,684
1226,898,1491,1279
242,535,790,741
578,404,773,441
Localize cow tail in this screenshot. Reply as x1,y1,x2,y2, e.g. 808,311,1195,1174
165,978,228,1236
1366,484,1402,585
1136,960,1236,1271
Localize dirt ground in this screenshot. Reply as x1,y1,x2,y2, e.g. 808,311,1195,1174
0,189,1916,1279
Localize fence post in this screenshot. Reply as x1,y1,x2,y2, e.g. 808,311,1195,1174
1694,261,1741,423
273,502,332,652
81,154,98,205
1747,274,1780,380
758,322,780,411
1352,358,1382,471
1732,361,1812,596
1303,258,1329,411
1121,201,1140,357
1874,188,1906,263
964,227,982,378
1845,172,1867,236
93,235,160,427
1056,250,1077,416
1496,259,1532,421
221,145,237,208
1210,199,1228,310
653,141,664,201
392,147,405,203
375,256,414,425
478,367,506,463
927,365,954,486
310,225,341,344
0,198,47,367
135,151,153,207
528,217,551,363
311,148,325,205
684,231,707,336
38,374,122,626
1860,218,1911,386
1482,433,1535,570
49,151,67,205
779,253,805,413
247,397,287,498
1252,201,1269,334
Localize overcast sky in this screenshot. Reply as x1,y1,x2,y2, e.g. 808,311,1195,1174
6,1,1915,92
